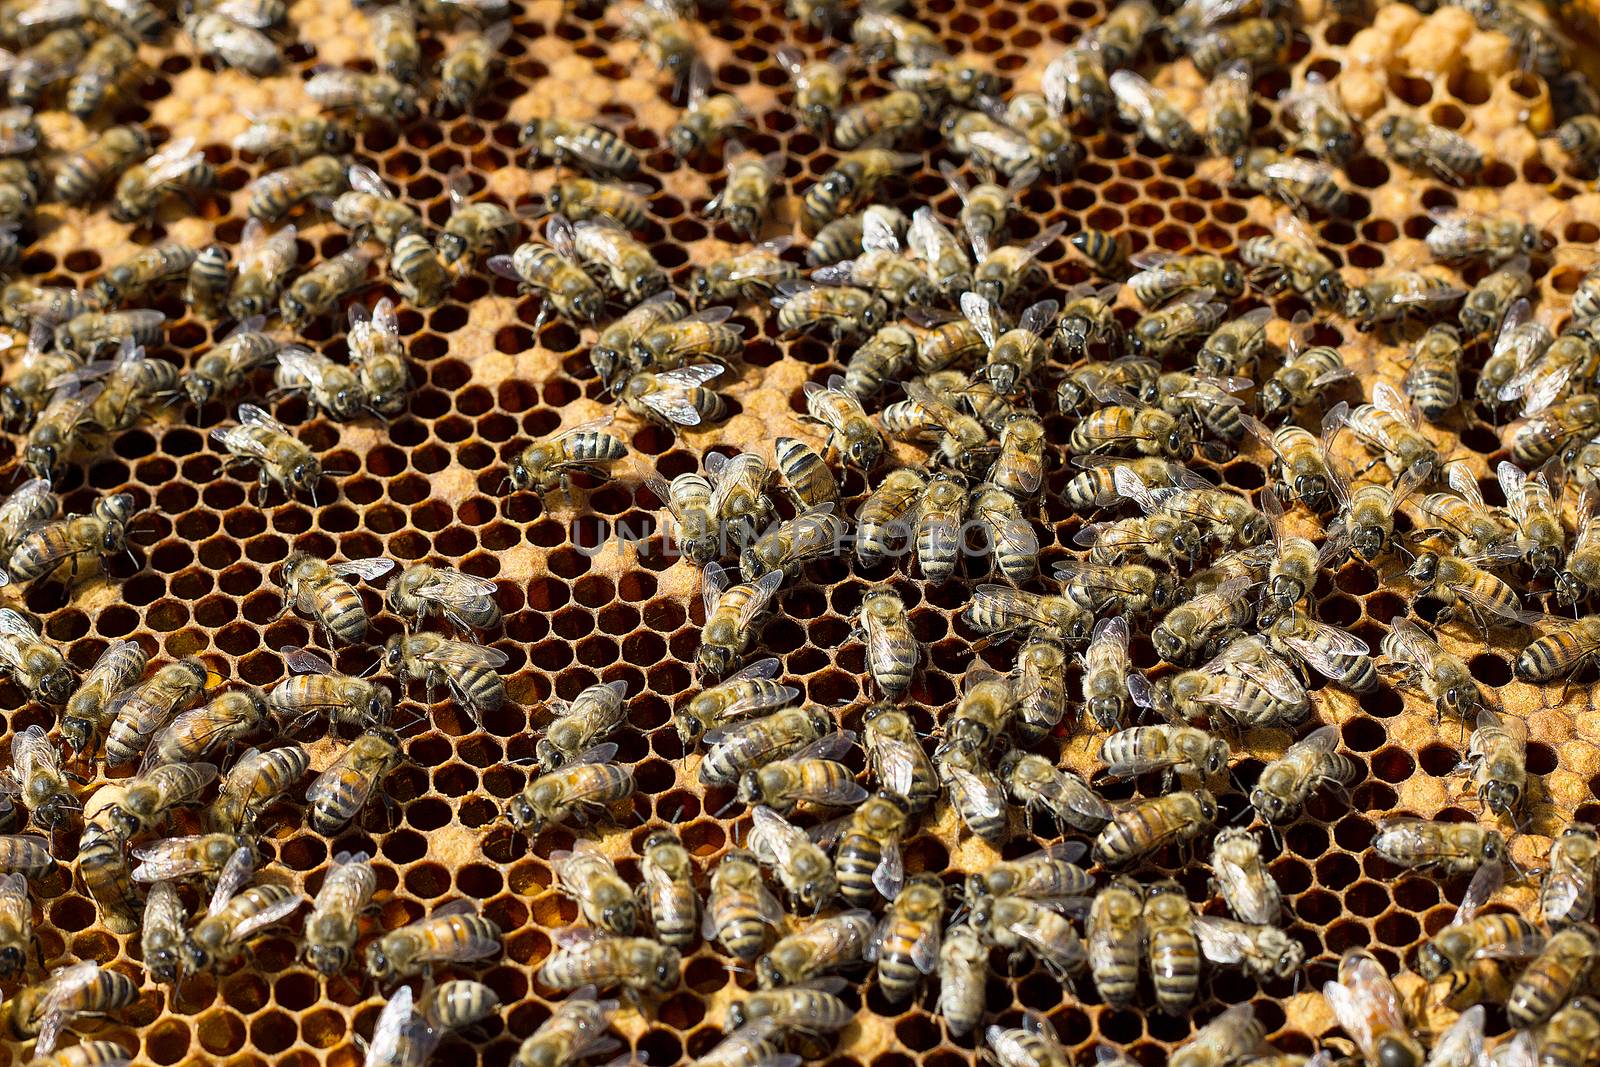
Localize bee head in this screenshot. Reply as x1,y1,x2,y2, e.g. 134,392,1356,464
1248,786,1285,822
1407,551,1439,584
1376,1037,1420,1067
573,290,604,323
281,294,307,325
364,941,393,981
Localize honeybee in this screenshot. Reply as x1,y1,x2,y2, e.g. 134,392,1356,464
1259,336,1352,422
0,725,75,831
233,113,349,162
962,584,1093,645
1241,215,1348,313
280,247,375,328
209,744,309,832
1000,751,1111,834
332,164,419,249
509,743,635,834
1100,721,1229,783
247,155,346,222
1009,633,1068,744
5,25,87,106
58,638,143,763
1516,612,1600,683
78,787,138,933
904,206,972,300
630,307,743,378
365,900,502,983
935,737,1008,841
1338,382,1445,476
621,0,697,83
1149,576,1256,663
491,218,606,327
1004,91,1081,175
141,687,269,771
851,10,940,60
1462,260,1535,347
1128,253,1244,310
1416,861,1541,997
800,148,922,236
959,293,1056,393
1109,69,1200,153
0,609,71,705
367,3,418,81
186,11,277,73
436,170,516,274
1512,392,1600,466
869,874,943,1003
1272,68,1357,161
1427,208,1542,266
1054,558,1178,618
1195,916,1305,984
269,647,392,735
0,961,139,1055
861,703,939,814
1083,875,1144,1007
572,218,666,303
551,842,636,935
1201,60,1254,158
0,334,77,431
186,245,232,318
1380,112,1484,185
140,879,186,984
696,564,784,679
1498,459,1565,575
808,209,903,268
704,848,783,960
1406,547,1532,633
3,491,135,589
774,46,845,132
813,216,937,309
748,804,837,912
800,375,884,470
689,239,797,308
1561,487,1600,607
984,1011,1074,1067
1140,878,1200,1013
384,631,507,720
276,553,391,646
129,833,251,886
1093,789,1217,867
970,221,1064,309
726,979,853,1035
52,124,149,204
774,281,888,341
507,415,629,498
1543,824,1600,926
617,364,726,430
520,117,639,178
305,67,420,122
854,471,919,563
1319,951,1425,1067
105,760,215,839
1125,290,1228,361
1233,147,1350,217
103,658,210,767
669,65,749,158
303,730,401,834
530,680,628,772
182,854,304,975
969,894,1087,978
26,1040,141,1067
538,930,679,997
1047,282,1123,360
756,908,873,988
0,106,37,158
302,850,376,975
700,706,830,795
1373,819,1506,874
110,136,213,223
1042,40,1111,121
882,382,987,473
1540,997,1600,1067
1208,828,1281,925
88,243,195,311
970,485,1042,583
590,293,684,386
1506,924,1598,1028
1189,15,1289,74
184,323,281,407
271,347,368,421
1263,603,1378,692
1248,724,1360,823
735,731,865,813
509,985,621,1067
675,656,797,747
626,829,696,951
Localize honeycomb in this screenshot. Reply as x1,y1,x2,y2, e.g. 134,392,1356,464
4,0,1600,1063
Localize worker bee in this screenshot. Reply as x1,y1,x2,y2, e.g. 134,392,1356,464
970,485,1042,583
509,985,621,1067
185,11,277,73
103,658,210,767
1280,68,1358,161
1543,823,1600,926
182,853,304,975
756,908,873,988
809,209,908,268
1416,860,1541,995
813,215,937,309
89,243,196,311
1337,382,1445,477
53,124,150,204
962,584,1094,646
853,467,924,566
821,789,909,906
0,961,140,1055
129,833,251,886
140,879,186,984
1241,214,1348,312
590,293,685,387
685,243,795,313
901,206,972,301
696,564,784,679
305,67,420,122
368,3,418,81
726,978,853,1036
868,873,943,1003
959,293,1056,393
552,842,637,935
774,46,845,132
968,894,1087,978
534,679,628,771
507,415,628,498
0,106,37,158
890,52,1000,104
1128,253,1244,310
248,155,346,222
1100,721,1229,784
301,850,376,975
699,705,831,794
1202,60,1254,158
383,564,499,638
331,163,419,249
800,148,922,236
935,737,1009,841
1124,289,1228,361
668,64,749,157
851,10,941,60
735,730,865,813
271,347,368,421
434,171,516,275
748,804,837,912
1053,558,1179,617
5,25,87,107
675,656,797,747
3,491,136,589
1002,91,1081,175
1498,459,1565,575
1071,396,1196,461
704,848,783,960
509,743,635,834
1259,333,1352,423
183,323,280,409
520,116,639,178
774,281,889,341
1373,818,1506,874
185,244,232,318
1042,40,1111,121
538,928,680,997
384,632,508,720
1427,208,1542,266
233,113,349,162
1516,612,1600,682
105,760,216,839
1506,923,1599,1029
741,504,841,582
365,900,501,983
1559,485,1600,607
1319,951,1425,1067
1380,112,1484,185
1188,15,1290,74
1248,724,1360,823
617,363,726,430
571,218,666,304
1048,281,1123,359
1109,69,1200,153
1406,545,1532,632
630,828,697,951
209,744,309,832
0,608,71,705
280,247,375,328
110,136,213,223
970,222,1064,310
1085,875,1143,1007
302,729,400,838
861,703,939,814
59,638,145,761
1195,915,1305,984
1000,751,1111,834
1092,789,1217,867
1233,147,1350,217
491,217,606,327
141,687,269,771
1208,828,1282,925
1514,392,1600,466
1141,879,1201,1014
78,787,138,934
0,334,76,432
0,725,75,830
268,647,392,735
1462,259,1535,343
277,552,393,646
801,374,884,470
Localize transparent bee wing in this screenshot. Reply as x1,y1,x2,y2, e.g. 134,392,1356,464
365,984,415,1067
283,645,337,675
1018,298,1058,336
738,570,785,628
208,845,256,916
35,960,102,1054
130,836,211,881
1453,858,1504,924
347,162,395,200
1280,622,1370,679
329,557,398,582
871,840,904,900
414,568,500,611
306,750,374,812
943,762,1007,822
1497,460,1531,525
418,639,510,670
11,723,60,780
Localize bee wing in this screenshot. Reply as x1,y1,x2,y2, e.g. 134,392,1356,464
329,557,398,583
131,836,206,881
347,163,395,201
563,742,620,767
283,645,336,676
365,984,415,1067
1425,1005,1485,1067
858,204,905,256
1194,915,1253,965
1018,298,1059,337
417,639,510,670
35,960,103,1054
12,723,60,779
942,762,1007,820
870,839,904,900
1441,461,1487,511
747,804,802,861
208,845,256,916
739,570,785,627
1279,622,1370,679
413,569,500,614
0,609,41,661
1496,460,1531,525
869,732,928,799
1453,858,1505,925
306,749,373,812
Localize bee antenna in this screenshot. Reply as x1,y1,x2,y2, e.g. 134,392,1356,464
357,659,382,679
713,797,741,818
